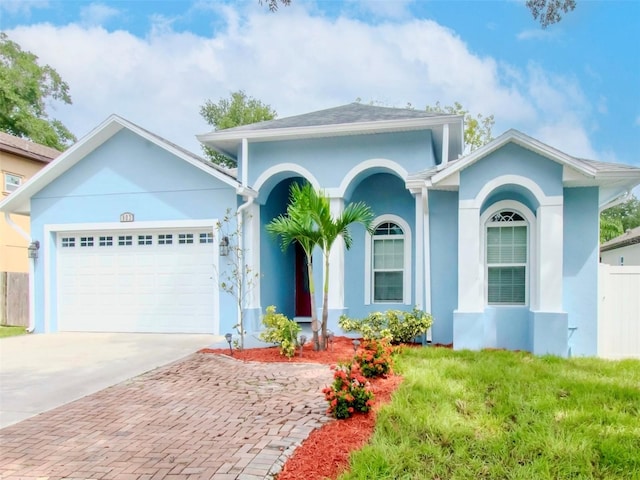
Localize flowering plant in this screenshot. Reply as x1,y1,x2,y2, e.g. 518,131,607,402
322,362,374,419
353,339,393,378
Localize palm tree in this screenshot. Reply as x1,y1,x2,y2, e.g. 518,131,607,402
266,182,323,349
309,195,374,350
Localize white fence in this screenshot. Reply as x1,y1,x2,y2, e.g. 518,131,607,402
598,264,640,359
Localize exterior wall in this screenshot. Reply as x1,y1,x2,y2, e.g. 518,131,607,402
29,129,238,333
428,190,458,345
0,153,49,272
248,130,435,199
563,187,599,356
454,143,568,355
343,173,415,326
600,244,640,266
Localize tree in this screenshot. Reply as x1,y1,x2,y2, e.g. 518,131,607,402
260,0,575,29
199,90,277,168
216,209,260,350
526,0,576,28
266,182,323,349
600,195,640,242
425,101,494,152
0,32,76,150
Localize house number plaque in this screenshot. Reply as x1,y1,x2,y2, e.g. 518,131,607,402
120,212,134,222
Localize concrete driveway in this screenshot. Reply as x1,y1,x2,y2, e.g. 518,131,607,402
0,332,220,429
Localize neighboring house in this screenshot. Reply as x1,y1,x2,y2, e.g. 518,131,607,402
0,133,60,272
1,103,640,357
600,226,640,265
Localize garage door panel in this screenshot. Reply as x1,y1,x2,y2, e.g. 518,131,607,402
57,228,217,333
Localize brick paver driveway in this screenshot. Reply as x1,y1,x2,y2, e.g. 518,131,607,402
0,353,333,480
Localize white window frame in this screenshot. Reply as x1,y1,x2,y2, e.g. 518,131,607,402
480,201,536,307
4,172,22,193
364,214,412,305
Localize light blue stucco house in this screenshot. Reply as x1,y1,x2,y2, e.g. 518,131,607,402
2,103,640,357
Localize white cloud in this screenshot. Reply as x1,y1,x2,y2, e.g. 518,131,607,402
0,0,49,15
79,3,120,27
3,4,603,162
517,28,558,41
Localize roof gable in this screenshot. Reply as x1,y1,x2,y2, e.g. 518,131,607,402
430,129,640,207
0,115,239,215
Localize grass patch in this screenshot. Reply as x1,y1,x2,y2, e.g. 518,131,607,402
0,326,27,338
340,348,640,480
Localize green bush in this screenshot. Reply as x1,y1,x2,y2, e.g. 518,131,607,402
339,308,433,344
259,305,301,358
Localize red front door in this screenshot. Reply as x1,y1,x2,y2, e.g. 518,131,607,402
295,243,311,317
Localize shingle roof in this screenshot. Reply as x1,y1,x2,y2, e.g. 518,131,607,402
0,132,61,163
578,158,640,173
216,102,454,133
600,226,640,252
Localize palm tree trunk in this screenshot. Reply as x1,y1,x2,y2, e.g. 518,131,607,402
307,256,320,351
321,255,330,351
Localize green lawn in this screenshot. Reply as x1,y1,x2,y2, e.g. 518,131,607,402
340,348,640,480
0,326,27,338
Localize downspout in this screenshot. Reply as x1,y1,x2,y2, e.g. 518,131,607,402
235,136,252,345
4,212,36,333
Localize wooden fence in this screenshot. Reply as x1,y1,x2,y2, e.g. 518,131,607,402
598,264,640,359
0,272,29,327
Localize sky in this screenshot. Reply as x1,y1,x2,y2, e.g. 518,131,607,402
1,0,639,173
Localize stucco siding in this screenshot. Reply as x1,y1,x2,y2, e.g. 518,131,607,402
344,173,415,319
29,129,238,333
248,130,436,191
563,187,599,356
460,143,564,201
428,190,458,345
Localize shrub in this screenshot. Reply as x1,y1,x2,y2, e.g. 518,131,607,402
259,305,301,358
338,307,433,344
354,339,393,378
322,362,374,419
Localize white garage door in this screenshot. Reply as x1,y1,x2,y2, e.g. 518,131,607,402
57,229,217,333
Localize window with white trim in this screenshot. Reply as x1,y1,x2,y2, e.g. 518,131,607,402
61,237,75,248
4,173,21,193
158,234,173,245
199,232,213,244
118,235,133,246
137,235,152,245
80,236,94,247
99,236,113,247
372,222,404,302
178,233,194,244
486,210,527,305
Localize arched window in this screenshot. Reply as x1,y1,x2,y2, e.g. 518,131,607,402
486,210,528,304
372,221,405,302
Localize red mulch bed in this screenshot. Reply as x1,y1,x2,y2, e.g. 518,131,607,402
199,336,404,480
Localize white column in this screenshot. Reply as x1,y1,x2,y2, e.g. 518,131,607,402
441,123,450,166
536,203,564,311
422,188,432,314
241,138,248,187
458,206,483,311
414,190,424,310
328,197,345,310
244,202,261,309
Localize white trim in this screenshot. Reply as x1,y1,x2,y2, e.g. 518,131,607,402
480,201,537,307
432,129,597,185
414,191,424,310
43,219,219,334
252,163,321,193
460,174,563,209
328,197,345,310
0,115,239,215
337,159,408,198
364,214,412,305
441,123,449,166
241,138,249,187
198,115,463,144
